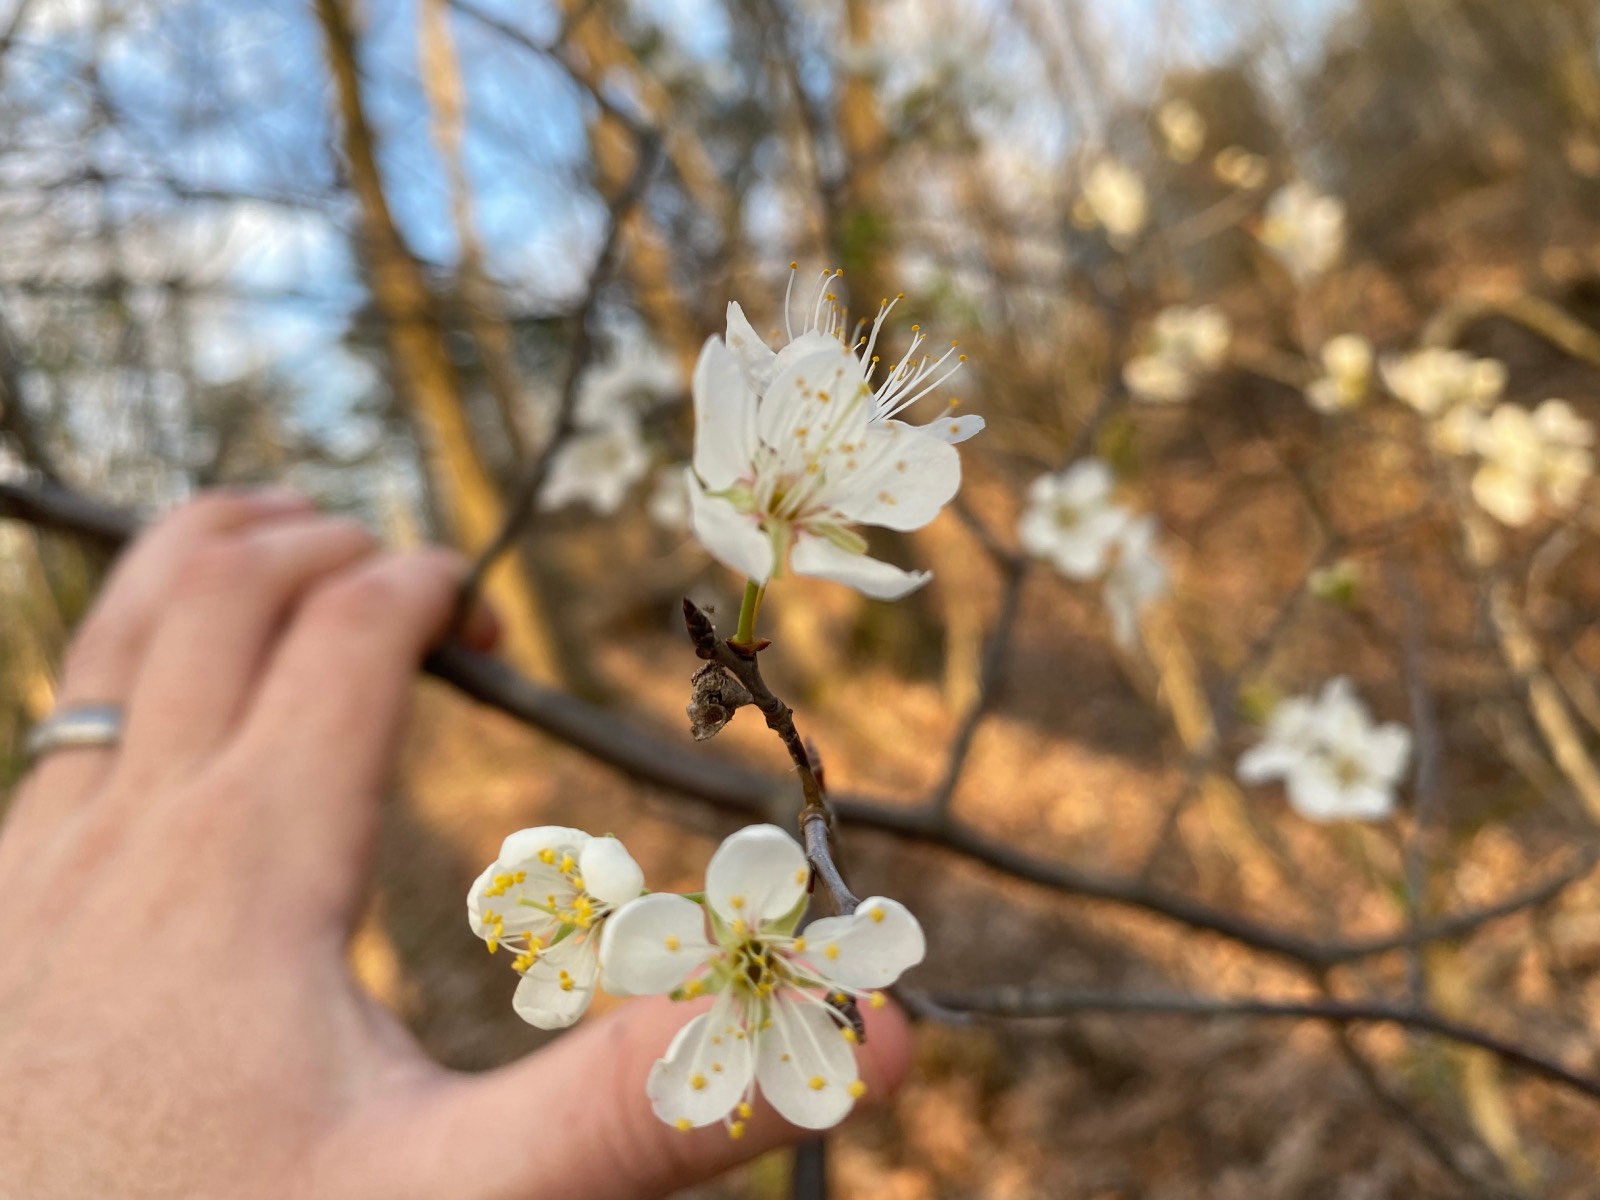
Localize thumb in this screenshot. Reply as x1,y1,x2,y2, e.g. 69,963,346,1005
367,995,912,1200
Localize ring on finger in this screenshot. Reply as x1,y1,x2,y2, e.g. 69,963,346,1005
23,705,125,764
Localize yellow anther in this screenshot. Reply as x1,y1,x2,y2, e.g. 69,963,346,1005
569,875,584,891
559,853,576,873
731,919,749,936
794,868,807,884
834,267,844,276
689,1074,708,1091
685,980,705,998
842,1027,859,1044
789,260,799,269
538,848,556,865
738,1102,754,1119
793,937,807,953
513,870,526,883
869,991,887,1009
665,935,681,951
728,1120,747,1139
870,907,886,924
848,1081,867,1099
958,354,968,362
896,291,905,299
825,945,840,961
808,1076,826,1091
559,971,575,993
713,1062,724,1073
486,937,499,954
912,324,921,332
675,1118,693,1133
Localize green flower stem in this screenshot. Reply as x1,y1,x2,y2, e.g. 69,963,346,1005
734,578,763,646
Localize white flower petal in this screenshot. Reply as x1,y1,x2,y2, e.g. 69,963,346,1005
723,301,777,390
499,826,590,867
1057,459,1115,506
647,997,754,1128
789,534,932,600
829,420,961,532
705,824,810,927
1364,723,1413,785
512,936,598,1029
756,342,871,454
1236,742,1303,785
692,336,757,490
912,412,985,444
756,995,859,1130
687,477,775,583
578,836,645,908
799,897,925,989
599,893,716,997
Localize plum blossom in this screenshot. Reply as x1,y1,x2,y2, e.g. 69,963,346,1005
1123,305,1231,404
1213,145,1270,190
600,825,925,1134
468,827,646,1028
1470,399,1595,526
539,411,651,515
648,463,692,532
575,331,682,426
1237,678,1411,822
1080,156,1148,249
1102,516,1170,648
1258,182,1345,282
1380,348,1507,454
1306,335,1374,414
687,273,980,599
1157,99,1206,163
1017,459,1129,579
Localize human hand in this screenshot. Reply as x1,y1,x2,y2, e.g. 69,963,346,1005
0,490,911,1199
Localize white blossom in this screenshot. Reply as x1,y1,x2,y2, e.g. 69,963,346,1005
1081,157,1148,249
1123,305,1231,404
1102,515,1170,648
1380,348,1507,454
467,827,646,1029
1470,399,1595,526
600,825,925,1135
539,412,652,515
686,273,980,600
1017,459,1130,579
1157,99,1206,164
1237,678,1411,822
648,463,692,532
1258,182,1345,282
1306,335,1373,414
575,331,683,427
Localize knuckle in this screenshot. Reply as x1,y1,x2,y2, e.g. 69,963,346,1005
171,537,261,603
61,610,137,683
303,567,401,629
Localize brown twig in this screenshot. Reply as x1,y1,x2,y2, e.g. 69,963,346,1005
927,986,1600,1105
5,481,1595,972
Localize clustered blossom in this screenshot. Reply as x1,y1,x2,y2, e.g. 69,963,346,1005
1257,181,1345,282
1018,458,1171,647
685,269,982,600
1237,678,1411,822
1079,156,1148,249
1305,335,1374,414
467,827,646,1028
470,823,925,1134
540,333,679,515
1380,347,1507,454
1123,305,1231,405
1470,399,1595,526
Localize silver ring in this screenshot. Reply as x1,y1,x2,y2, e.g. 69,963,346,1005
24,705,124,763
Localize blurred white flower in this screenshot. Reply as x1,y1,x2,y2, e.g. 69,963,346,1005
468,827,646,1029
1157,99,1206,164
648,463,692,532
1470,399,1595,526
1258,181,1345,282
1081,156,1148,249
539,412,652,515
1102,516,1170,648
1018,459,1129,579
1238,678,1410,822
1123,305,1231,404
600,825,924,1135
576,331,683,428
1306,334,1374,414
1308,558,1360,604
1380,348,1507,454
1213,145,1270,190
